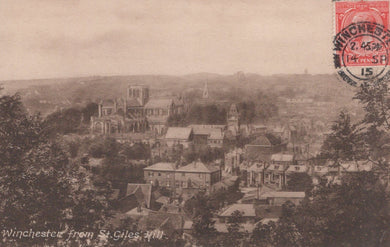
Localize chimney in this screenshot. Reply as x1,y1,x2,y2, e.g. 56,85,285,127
137,204,142,213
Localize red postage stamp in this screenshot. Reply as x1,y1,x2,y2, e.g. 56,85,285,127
333,1,390,86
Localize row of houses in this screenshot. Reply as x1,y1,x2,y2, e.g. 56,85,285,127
246,158,374,189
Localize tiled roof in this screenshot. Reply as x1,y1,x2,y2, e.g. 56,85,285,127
255,205,283,219
126,183,152,208
176,161,220,173
209,130,224,140
144,162,176,171
249,134,281,146
249,135,271,146
165,127,192,139
137,211,185,236
219,203,256,217
192,127,224,140
144,98,173,108
126,98,142,107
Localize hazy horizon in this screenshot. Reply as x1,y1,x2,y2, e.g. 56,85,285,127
1,0,333,81
0,71,338,83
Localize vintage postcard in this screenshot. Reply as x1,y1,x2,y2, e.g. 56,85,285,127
1,0,390,246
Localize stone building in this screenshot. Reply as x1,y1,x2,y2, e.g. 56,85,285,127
90,85,184,135
143,161,221,194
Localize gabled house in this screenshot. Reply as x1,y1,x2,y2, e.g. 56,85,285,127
175,161,221,193
143,160,221,194
165,127,193,148
190,125,225,148
245,134,286,161
117,183,153,213
144,162,176,187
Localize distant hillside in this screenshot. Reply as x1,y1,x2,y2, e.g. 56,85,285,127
0,73,360,117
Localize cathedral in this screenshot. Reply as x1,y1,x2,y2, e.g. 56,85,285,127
90,85,184,136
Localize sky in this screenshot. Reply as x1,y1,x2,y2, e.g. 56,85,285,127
0,0,333,80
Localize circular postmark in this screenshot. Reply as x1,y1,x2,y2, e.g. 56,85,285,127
333,21,390,86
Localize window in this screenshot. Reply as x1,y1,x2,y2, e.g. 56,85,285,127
295,166,300,171
199,173,202,178
182,173,185,177
275,166,279,170
167,174,170,178
158,173,161,176
149,172,154,177
167,181,170,187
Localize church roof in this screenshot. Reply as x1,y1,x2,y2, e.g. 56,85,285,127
144,98,173,109
126,98,142,107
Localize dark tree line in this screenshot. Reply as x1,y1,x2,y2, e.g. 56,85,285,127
45,102,98,136
0,91,112,246
168,97,278,127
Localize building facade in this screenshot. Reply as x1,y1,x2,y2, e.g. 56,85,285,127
143,161,221,193
91,85,184,136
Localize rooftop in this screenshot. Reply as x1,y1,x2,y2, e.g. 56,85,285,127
165,127,192,140
144,98,173,109
249,134,281,146
144,162,176,171
125,183,152,208
219,203,256,217
177,161,220,173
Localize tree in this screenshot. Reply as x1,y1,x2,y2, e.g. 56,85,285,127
238,101,256,124
320,111,367,163
224,210,244,247
251,221,276,247
286,173,313,193
192,206,217,246
0,91,112,246
274,172,390,247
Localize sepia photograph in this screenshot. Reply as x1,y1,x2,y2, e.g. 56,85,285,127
1,0,390,246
